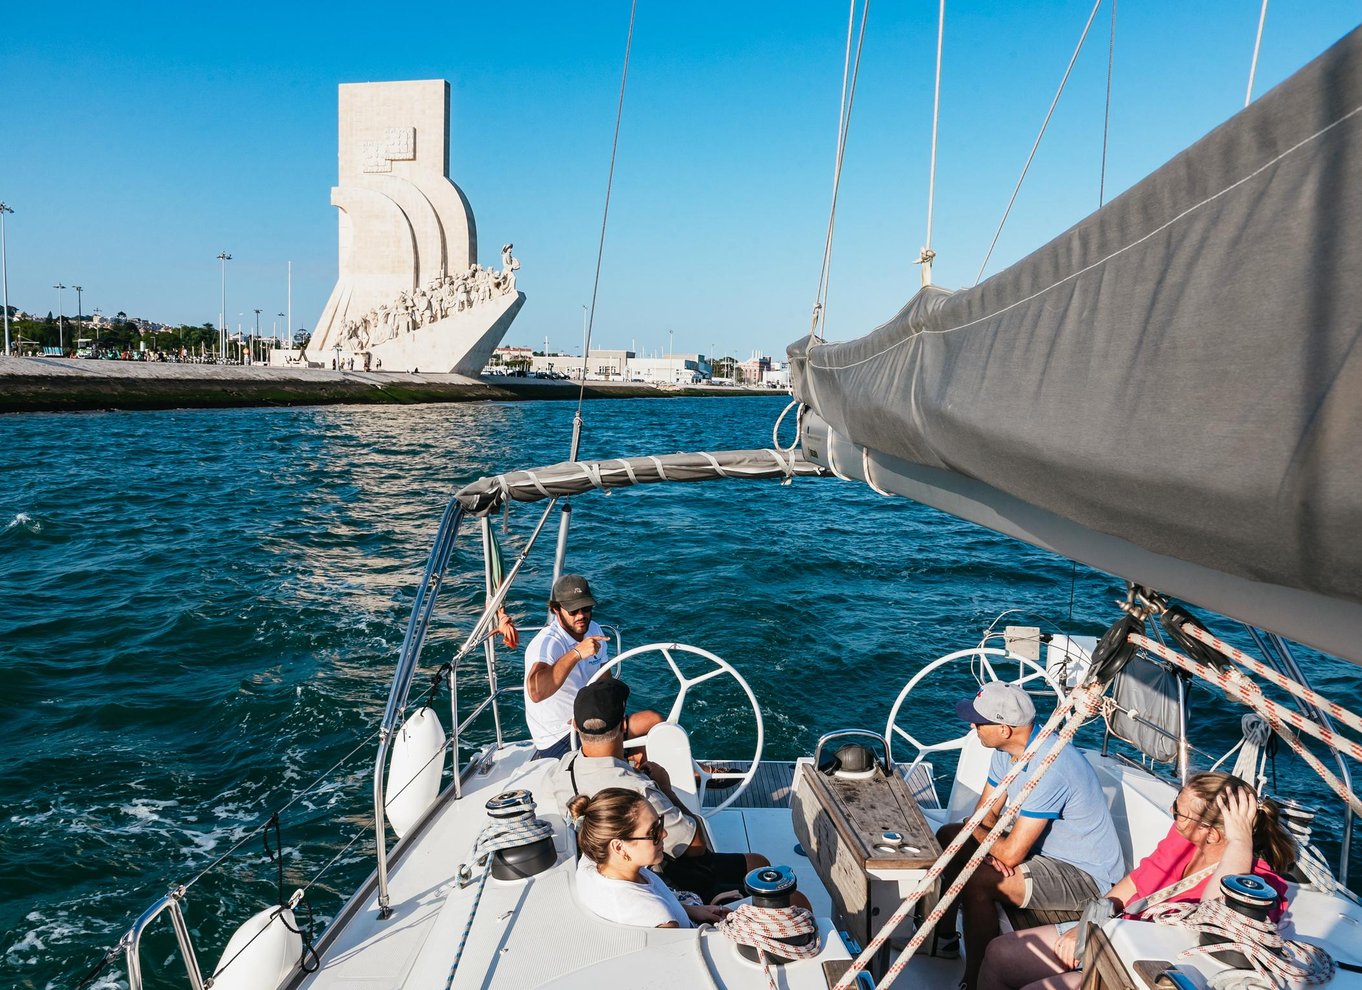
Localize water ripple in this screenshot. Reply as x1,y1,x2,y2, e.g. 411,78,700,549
0,397,1356,988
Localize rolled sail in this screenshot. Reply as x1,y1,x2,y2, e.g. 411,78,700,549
790,26,1362,662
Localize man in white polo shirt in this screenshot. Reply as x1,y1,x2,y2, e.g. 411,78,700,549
524,574,660,760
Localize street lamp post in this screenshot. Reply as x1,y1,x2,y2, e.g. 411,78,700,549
73,285,84,353
217,251,232,362
253,308,261,365
277,312,285,351
53,283,66,353
0,202,13,356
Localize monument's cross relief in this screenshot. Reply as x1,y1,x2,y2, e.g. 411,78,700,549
308,80,524,374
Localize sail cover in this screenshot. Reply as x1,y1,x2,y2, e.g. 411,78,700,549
789,27,1362,660
455,449,826,515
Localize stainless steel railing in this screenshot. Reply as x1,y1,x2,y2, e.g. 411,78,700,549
371,495,560,917
123,886,205,990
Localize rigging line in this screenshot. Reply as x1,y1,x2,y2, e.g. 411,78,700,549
1099,0,1116,207
814,0,871,341
1067,560,1078,624
974,0,1105,286
1245,0,1269,107
573,0,638,451
815,0,858,336
183,724,383,891
919,0,946,283
301,815,378,895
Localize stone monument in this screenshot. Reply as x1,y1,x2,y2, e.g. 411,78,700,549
301,80,524,374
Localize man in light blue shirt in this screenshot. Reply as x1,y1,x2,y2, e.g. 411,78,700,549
933,682,1125,990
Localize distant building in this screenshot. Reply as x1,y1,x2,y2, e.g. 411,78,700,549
489,345,534,373
762,362,791,388
488,346,726,383
739,354,772,383
626,353,710,384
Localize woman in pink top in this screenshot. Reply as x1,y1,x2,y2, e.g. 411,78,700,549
977,773,1296,990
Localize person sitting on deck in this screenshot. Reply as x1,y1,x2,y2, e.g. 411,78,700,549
978,773,1294,990
934,683,1126,990
523,573,661,760
570,787,732,928
549,677,773,904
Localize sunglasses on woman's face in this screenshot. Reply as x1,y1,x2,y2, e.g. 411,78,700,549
622,819,665,844
1170,799,1211,828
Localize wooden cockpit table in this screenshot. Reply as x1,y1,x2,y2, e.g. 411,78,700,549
791,761,944,975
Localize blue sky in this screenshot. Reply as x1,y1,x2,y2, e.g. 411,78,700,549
2,2,1357,358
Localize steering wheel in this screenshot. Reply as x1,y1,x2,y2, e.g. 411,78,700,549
588,642,763,816
885,646,1065,769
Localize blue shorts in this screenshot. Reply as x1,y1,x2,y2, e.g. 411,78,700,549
531,735,571,761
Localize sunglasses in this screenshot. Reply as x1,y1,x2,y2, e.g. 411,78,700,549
1170,799,1212,828
560,605,594,616
621,819,665,844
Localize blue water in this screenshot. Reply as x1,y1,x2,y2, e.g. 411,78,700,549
1,396,1356,989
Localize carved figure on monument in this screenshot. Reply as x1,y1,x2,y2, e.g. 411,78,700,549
393,292,413,336
437,278,455,319
459,269,475,312
414,286,433,326
428,278,447,320
500,243,520,294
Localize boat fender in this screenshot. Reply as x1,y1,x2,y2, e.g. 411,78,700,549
385,707,446,839
208,905,303,990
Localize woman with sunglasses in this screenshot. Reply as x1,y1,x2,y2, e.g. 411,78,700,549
569,787,732,929
977,772,1296,990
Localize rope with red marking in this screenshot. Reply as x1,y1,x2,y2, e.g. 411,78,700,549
716,904,820,990
1131,633,1362,820
1178,621,1362,738
1137,898,1335,987
833,683,1106,990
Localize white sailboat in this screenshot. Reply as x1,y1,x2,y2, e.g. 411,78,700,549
92,12,1362,990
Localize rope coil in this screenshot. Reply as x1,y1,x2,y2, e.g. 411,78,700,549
716,903,820,990
1137,898,1335,987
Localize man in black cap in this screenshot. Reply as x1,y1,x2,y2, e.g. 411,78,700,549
549,677,772,904
524,573,659,760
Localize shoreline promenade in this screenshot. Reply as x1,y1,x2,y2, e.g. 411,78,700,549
0,356,776,414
